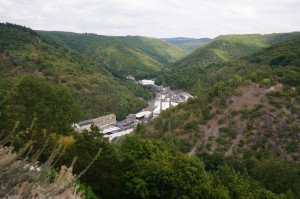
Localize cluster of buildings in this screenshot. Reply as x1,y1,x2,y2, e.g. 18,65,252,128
73,111,153,141
73,79,193,141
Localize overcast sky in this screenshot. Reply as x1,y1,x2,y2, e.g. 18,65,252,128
0,0,299,38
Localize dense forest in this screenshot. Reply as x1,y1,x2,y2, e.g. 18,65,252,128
1,23,300,198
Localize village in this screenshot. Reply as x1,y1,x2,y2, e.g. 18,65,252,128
73,79,193,141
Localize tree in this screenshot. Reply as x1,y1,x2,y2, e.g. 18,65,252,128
1,75,83,135
62,127,121,199
253,158,300,197
119,136,213,198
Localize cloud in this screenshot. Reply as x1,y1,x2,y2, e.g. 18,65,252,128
0,0,299,38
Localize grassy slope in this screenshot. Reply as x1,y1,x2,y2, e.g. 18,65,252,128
118,36,188,65
0,23,147,119
144,35,300,162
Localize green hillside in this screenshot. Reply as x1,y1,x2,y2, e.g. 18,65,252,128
0,23,148,120
249,36,300,67
38,31,184,79
118,36,187,65
162,37,211,52
176,33,300,69
143,35,300,161
159,32,300,91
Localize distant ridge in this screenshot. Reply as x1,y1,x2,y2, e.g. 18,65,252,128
161,37,211,52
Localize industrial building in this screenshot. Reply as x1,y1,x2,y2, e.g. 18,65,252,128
75,114,116,132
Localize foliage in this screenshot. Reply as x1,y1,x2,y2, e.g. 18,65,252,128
61,127,122,199
77,181,100,199
249,35,300,67
119,35,187,64
119,136,211,198
253,158,300,197
0,75,83,135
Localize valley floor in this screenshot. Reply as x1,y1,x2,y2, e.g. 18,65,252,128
75,81,193,141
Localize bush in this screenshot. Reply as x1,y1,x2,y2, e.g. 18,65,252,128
219,127,237,139
286,141,298,153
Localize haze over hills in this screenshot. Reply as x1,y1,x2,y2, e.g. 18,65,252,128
161,37,211,52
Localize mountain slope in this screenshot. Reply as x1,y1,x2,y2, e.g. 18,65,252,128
38,31,186,79
249,35,300,67
143,35,300,162
0,23,148,119
160,32,300,91
118,36,188,65
162,37,211,52
176,33,300,69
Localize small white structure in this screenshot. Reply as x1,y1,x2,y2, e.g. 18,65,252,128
139,79,155,85
136,111,153,120
153,102,178,115
126,75,135,81
104,128,134,141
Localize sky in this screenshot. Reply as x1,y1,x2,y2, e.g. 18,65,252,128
0,0,299,38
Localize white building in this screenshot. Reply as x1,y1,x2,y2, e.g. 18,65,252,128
139,79,155,85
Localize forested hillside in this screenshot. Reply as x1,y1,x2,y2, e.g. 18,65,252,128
158,32,300,91
38,31,187,79
118,35,187,64
0,23,149,120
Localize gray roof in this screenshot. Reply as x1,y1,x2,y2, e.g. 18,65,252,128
78,119,94,126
